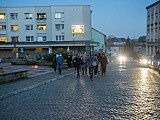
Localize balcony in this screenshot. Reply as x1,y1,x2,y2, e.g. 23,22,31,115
36,17,46,22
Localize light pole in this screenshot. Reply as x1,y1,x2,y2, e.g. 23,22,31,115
73,33,75,54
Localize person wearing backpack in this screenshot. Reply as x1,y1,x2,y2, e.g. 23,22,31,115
56,53,64,75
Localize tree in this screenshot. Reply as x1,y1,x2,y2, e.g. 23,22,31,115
12,48,18,54
35,48,43,53
138,36,146,43
124,37,134,57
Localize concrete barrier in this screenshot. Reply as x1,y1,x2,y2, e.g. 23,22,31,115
0,69,28,84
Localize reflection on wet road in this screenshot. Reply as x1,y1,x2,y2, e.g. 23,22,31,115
0,60,160,119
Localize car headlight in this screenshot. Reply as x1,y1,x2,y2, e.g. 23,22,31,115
142,59,148,64
119,56,126,61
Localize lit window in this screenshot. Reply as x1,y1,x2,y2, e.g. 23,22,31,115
0,13,5,19
56,35,64,41
38,36,46,41
26,36,34,42
55,12,64,19
55,24,64,31
11,25,19,31
0,25,6,31
0,36,7,42
11,36,19,42
37,24,46,30
25,13,33,19
25,25,33,30
10,13,18,19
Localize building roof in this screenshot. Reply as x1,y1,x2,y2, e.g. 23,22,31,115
0,5,90,8
110,38,126,43
92,28,106,37
146,0,159,9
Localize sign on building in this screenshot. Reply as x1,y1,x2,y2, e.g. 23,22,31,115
71,25,84,34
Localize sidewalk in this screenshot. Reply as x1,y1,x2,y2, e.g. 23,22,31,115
0,68,75,100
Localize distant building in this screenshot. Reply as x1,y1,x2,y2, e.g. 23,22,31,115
106,37,126,54
0,6,98,59
146,1,160,55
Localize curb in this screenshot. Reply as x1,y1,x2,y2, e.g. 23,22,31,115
0,71,75,101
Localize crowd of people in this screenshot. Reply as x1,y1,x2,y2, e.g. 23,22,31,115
52,51,108,81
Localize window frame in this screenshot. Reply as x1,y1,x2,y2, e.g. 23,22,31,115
56,35,64,41
37,36,46,42
0,13,5,19
11,25,19,31
55,24,64,31
25,25,33,30
25,13,33,19
10,13,18,20
0,25,6,31
55,12,64,19
26,36,34,42
37,24,46,30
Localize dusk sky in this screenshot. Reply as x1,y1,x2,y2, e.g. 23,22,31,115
0,0,158,39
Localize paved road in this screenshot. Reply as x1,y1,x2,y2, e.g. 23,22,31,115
0,60,160,119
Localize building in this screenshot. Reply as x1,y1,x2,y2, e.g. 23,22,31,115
106,37,126,55
146,1,160,56
91,28,106,53
0,6,98,59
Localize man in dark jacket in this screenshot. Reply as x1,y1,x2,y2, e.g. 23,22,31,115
73,53,82,78
56,54,64,75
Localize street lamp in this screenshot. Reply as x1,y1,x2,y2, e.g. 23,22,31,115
73,33,75,54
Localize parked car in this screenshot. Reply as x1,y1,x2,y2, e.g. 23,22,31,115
139,55,150,67
0,58,2,63
148,54,160,74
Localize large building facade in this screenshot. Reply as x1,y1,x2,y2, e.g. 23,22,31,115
146,1,160,56
0,6,98,59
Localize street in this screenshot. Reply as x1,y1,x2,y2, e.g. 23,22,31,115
0,59,160,120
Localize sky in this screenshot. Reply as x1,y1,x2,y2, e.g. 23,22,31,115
0,0,158,39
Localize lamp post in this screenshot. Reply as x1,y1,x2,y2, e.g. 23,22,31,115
73,33,75,54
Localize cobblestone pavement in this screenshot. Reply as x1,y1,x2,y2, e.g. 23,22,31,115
0,63,54,78
0,60,160,120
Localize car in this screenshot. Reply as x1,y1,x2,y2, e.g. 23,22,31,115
148,54,160,74
139,55,150,67
117,54,127,62
0,58,2,63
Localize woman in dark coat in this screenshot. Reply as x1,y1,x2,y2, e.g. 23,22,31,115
67,53,72,70
52,53,57,73
100,53,108,76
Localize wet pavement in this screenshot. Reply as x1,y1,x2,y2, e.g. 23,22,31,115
0,60,160,119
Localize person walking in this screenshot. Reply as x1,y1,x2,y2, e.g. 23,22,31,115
97,52,101,74
25,53,30,61
73,53,82,78
81,52,88,74
94,53,98,77
67,53,72,71
88,51,98,81
100,53,108,76
52,53,57,73
36,53,41,61
56,53,64,75
72,54,76,70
